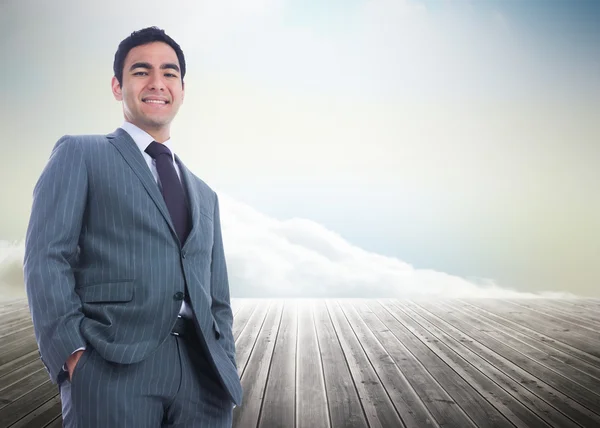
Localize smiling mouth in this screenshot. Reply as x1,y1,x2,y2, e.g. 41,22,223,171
142,98,169,105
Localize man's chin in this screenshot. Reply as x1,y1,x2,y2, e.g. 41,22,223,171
141,118,172,130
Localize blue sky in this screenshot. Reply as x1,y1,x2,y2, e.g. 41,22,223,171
0,0,598,298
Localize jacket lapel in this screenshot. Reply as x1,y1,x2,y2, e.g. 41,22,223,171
106,128,178,242
175,155,200,250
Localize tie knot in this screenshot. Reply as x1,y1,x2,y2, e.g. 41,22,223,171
145,141,172,159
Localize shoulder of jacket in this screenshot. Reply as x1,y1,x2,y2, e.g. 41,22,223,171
197,176,214,194
53,134,110,151
186,172,219,206
182,167,213,195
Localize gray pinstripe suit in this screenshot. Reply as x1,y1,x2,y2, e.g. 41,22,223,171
24,127,242,426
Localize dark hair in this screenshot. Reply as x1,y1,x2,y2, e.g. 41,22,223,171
113,26,186,86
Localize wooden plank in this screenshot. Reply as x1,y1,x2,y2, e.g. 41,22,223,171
326,300,404,428
464,299,600,358
0,335,38,366
0,322,33,342
0,367,48,410
259,300,297,428
456,299,600,370
405,300,600,427
0,313,33,336
296,300,329,428
314,300,368,428
3,298,600,427
0,326,35,353
0,301,29,315
444,300,600,383
505,299,600,335
0,296,27,311
437,301,600,395
526,299,600,325
434,300,600,407
0,315,31,333
230,298,246,316
233,301,283,428
372,300,514,428
410,300,600,426
0,380,57,428
559,299,600,311
394,301,578,428
234,300,270,376
232,299,258,342
0,351,39,381
341,301,438,428
358,300,477,428
543,299,600,325
0,305,30,319
0,359,45,397
9,394,61,428
44,414,63,428
385,300,552,428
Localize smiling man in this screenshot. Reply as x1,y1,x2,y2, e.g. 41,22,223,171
23,27,241,427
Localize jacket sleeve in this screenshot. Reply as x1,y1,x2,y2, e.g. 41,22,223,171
209,193,237,369
23,136,88,383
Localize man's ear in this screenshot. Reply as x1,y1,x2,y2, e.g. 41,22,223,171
181,80,185,102
111,76,123,101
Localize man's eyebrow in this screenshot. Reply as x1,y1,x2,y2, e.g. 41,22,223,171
129,62,152,71
160,63,180,73
128,62,180,73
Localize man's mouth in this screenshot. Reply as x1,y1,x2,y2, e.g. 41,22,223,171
142,98,169,105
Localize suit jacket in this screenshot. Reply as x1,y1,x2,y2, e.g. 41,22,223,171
23,128,242,406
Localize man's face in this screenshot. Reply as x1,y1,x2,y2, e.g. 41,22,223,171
112,42,184,137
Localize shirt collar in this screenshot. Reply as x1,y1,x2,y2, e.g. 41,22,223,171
120,121,175,161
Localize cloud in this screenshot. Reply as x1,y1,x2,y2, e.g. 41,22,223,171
218,193,575,298
0,194,578,300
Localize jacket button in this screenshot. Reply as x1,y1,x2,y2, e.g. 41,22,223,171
181,250,187,259
173,291,184,301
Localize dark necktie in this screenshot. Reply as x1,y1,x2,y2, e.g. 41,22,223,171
145,141,191,245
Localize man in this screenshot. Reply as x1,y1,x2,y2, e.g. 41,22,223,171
23,27,242,427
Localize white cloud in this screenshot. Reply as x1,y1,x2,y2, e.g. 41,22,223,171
0,194,579,300
218,193,574,298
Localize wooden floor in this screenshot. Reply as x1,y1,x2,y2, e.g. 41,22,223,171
1,298,599,427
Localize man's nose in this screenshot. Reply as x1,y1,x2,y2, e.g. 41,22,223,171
147,74,166,91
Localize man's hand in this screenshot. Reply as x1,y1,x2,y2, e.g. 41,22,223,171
66,350,85,381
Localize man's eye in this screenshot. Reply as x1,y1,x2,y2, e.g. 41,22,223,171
165,73,177,78
133,71,148,76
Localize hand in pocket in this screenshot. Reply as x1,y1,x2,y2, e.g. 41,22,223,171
66,350,86,381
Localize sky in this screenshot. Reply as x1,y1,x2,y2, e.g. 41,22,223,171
0,0,599,299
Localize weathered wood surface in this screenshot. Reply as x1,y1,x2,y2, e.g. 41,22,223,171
1,298,599,428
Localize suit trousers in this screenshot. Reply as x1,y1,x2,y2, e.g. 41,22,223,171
59,322,233,428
